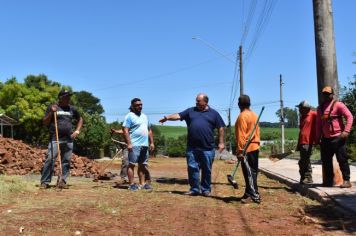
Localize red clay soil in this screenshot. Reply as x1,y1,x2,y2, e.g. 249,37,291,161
0,137,102,178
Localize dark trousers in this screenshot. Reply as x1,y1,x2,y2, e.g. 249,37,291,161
241,150,260,200
321,137,350,184
298,144,313,182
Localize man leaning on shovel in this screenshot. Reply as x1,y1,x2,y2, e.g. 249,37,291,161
40,90,83,189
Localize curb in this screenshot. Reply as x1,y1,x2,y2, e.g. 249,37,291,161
259,167,356,216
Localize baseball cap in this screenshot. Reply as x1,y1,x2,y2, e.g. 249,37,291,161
296,100,311,108
58,90,73,98
322,86,333,94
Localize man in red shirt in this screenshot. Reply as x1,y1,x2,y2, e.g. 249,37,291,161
296,101,317,184
316,86,354,188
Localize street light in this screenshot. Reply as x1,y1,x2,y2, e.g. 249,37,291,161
192,37,236,64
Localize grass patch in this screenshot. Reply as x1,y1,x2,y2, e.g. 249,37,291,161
0,175,37,204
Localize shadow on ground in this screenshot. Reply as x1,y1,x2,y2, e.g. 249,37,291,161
304,202,356,233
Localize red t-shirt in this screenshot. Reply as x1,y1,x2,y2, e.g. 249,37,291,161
298,110,317,145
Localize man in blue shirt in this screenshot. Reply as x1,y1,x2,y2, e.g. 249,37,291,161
123,98,154,191
160,93,225,196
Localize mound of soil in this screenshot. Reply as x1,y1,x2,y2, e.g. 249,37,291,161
0,137,102,178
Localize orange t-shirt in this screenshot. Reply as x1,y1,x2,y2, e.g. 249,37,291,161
235,109,260,155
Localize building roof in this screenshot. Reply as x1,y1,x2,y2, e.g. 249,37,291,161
0,114,19,126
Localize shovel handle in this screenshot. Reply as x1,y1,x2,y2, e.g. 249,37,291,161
53,112,63,177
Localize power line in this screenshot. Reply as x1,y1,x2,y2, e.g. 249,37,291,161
93,56,228,92
244,0,278,67
240,0,258,46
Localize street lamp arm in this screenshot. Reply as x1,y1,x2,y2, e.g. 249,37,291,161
192,36,236,64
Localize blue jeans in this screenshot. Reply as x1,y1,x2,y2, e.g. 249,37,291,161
41,141,73,184
186,148,215,193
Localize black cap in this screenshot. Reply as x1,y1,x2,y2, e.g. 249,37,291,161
58,90,73,98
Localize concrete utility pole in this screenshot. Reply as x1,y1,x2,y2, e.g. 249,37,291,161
313,0,343,185
280,74,285,153
312,0,338,103
239,45,244,95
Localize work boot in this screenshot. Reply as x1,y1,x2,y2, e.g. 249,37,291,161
40,183,49,189
340,180,352,188
300,178,313,185
57,180,68,189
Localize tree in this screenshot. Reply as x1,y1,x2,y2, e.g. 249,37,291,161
275,107,299,128
0,76,61,144
341,77,356,160
72,91,104,115
74,113,109,158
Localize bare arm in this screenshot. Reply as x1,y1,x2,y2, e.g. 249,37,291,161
159,113,181,123
148,128,154,152
218,127,225,153
43,105,57,125
123,127,132,151
71,116,83,139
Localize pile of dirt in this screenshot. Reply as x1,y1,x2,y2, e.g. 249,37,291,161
0,137,102,178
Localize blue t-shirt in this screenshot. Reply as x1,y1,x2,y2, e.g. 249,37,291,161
123,112,151,147
179,107,225,150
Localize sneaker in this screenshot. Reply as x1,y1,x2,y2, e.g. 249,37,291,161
241,196,261,204
40,183,49,189
142,184,153,190
128,184,140,191
340,180,352,188
57,180,68,189
202,191,211,197
183,191,199,196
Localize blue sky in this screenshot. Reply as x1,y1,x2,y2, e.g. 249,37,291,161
1,1,355,125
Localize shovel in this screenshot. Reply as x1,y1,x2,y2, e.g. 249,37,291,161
268,150,295,162
53,112,63,187
227,106,265,189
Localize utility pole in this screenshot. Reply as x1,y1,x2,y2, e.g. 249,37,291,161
313,0,343,186
280,74,285,153
239,45,244,95
313,0,338,103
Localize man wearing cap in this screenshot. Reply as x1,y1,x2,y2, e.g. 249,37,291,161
40,90,83,189
316,86,354,188
296,101,317,184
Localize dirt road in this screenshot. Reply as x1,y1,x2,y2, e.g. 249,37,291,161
0,158,355,235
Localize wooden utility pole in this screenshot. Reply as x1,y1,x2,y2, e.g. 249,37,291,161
313,0,338,103
239,45,244,95
280,74,285,153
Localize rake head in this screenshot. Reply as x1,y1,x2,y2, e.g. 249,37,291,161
227,174,238,189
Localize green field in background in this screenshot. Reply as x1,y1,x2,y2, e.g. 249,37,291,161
156,126,299,140
260,127,299,140
156,125,187,139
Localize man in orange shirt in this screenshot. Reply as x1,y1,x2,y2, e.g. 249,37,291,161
296,101,317,185
235,95,261,204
